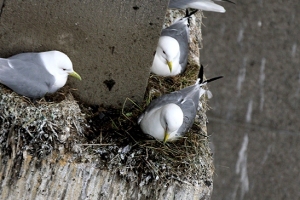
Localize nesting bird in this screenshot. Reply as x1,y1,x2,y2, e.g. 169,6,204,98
138,65,223,143
151,10,197,77
0,50,81,99
169,0,235,13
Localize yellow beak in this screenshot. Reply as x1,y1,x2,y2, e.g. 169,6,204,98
163,130,170,143
167,61,173,72
69,71,82,81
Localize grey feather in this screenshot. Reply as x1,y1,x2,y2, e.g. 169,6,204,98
0,53,55,98
138,84,200,136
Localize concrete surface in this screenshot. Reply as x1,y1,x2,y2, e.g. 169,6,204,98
0,0,168,107
200,0,300,199
0,153,212,200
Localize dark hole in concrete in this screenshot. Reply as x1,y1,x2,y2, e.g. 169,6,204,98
132,6,139,10
149,22,153,26
109,46,115,54
103,79,116,91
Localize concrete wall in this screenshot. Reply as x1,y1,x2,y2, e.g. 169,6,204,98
0,0,168,106
200,0,300,199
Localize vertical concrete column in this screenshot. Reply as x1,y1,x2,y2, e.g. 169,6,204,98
201,1,300,199
0,0,169,106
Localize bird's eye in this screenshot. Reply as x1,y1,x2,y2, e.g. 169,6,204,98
63,68,66,71
163,50,166,54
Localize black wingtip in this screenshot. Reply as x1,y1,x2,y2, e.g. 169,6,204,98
190,9,199,17
198,64,204,83
206,76,224,83
185,9,198,18
222,0,236,4
185,9,198,26
198,64,223,84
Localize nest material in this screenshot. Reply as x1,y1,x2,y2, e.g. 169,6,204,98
0,67,213,188
0,70,213,186
0,86,86,158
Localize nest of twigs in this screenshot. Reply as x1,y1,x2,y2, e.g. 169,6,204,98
0,86,86,159
77,64,214,187
0,63,214,187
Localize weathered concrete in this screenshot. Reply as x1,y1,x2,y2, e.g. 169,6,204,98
0,0,168,107
0,153,212,200
200,0,300,199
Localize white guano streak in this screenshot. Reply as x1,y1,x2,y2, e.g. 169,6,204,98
237,57,247,97
235,134,249,200
246,99,253,123
237,27,244,43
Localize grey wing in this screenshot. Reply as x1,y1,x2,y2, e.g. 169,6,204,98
173,85,201,104
0,58,55,98
144,90,185,113
138,91,184,124
169,0,207,9
177,99,198,134
176,85,201,134
169,0,190,9
144,85,198,113
161,20,189,72
9,52,38,60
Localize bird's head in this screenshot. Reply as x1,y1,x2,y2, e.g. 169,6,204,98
157,36,180,73
160,104,184,143
56,51,81,80
42,50,82,81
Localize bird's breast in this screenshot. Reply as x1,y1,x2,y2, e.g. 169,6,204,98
140,108,166,141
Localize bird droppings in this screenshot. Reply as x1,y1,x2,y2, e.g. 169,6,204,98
0,9,213,191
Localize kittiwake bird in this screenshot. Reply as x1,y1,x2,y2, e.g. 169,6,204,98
151,10,198,77
169,0,235,13
0,50,81,99
138,65,223,143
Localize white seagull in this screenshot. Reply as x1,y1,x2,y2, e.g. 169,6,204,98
0,50,81,99
151,10,198,77
138,65,223,142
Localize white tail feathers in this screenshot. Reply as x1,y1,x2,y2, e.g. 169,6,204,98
187,1,226,12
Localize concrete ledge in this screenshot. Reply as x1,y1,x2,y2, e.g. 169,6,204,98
0,153,212,199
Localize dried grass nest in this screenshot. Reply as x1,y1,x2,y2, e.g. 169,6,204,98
0,64,214,187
